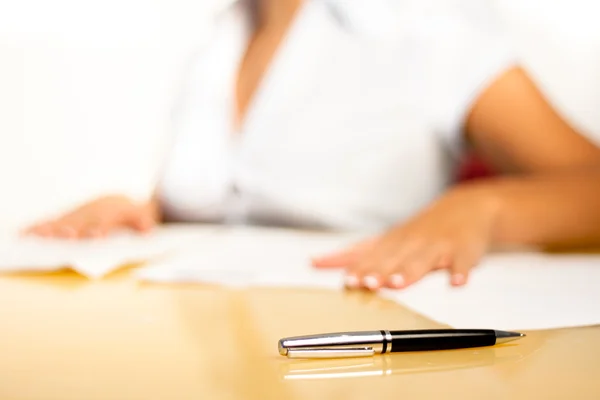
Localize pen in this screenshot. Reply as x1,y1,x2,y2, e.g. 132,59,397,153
278,329,525,359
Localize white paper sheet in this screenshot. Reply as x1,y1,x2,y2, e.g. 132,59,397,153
136,226,357,289
380,252,600,331
0,225,212,279
9,223,597,330
136,227,600,331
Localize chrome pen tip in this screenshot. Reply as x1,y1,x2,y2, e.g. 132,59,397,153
495,330,526,345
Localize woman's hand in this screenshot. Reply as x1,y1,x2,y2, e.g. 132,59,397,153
26,195,159,239
312,185,501,290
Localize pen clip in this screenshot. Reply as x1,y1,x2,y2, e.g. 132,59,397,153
287,347,375,359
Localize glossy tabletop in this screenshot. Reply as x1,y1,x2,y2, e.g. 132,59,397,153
1,266,599,400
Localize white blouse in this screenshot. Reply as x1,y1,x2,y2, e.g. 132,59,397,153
158,0,516,233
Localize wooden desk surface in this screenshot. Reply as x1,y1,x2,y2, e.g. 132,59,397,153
1,268,599,400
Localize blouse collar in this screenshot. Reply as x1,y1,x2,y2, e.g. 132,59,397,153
211,0,404,36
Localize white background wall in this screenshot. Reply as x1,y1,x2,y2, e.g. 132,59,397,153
1,0,599,233
0,0,223,232
492,0,600,142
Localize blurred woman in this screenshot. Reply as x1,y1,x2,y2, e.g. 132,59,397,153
29,0,600,290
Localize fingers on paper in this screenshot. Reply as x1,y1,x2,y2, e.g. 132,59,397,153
25,205,155,240
449,252,478,287
340,236,473,291
125,207,157,233
344,239,444,291
311,239,376,269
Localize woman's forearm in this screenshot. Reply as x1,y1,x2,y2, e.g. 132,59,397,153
467,171,600,248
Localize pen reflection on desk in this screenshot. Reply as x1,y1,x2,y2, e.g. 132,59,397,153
281,347,523,381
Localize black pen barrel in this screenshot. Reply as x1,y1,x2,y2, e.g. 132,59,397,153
389,329,497,352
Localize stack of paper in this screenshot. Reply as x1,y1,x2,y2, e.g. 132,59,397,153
0,225,212,278
135,227,600,331
136,226,358,289
1,224,599,330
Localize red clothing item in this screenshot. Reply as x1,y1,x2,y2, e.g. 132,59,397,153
457,154,494,181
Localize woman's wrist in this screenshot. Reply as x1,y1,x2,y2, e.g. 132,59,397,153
449,175,588,248
447,180,507,244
